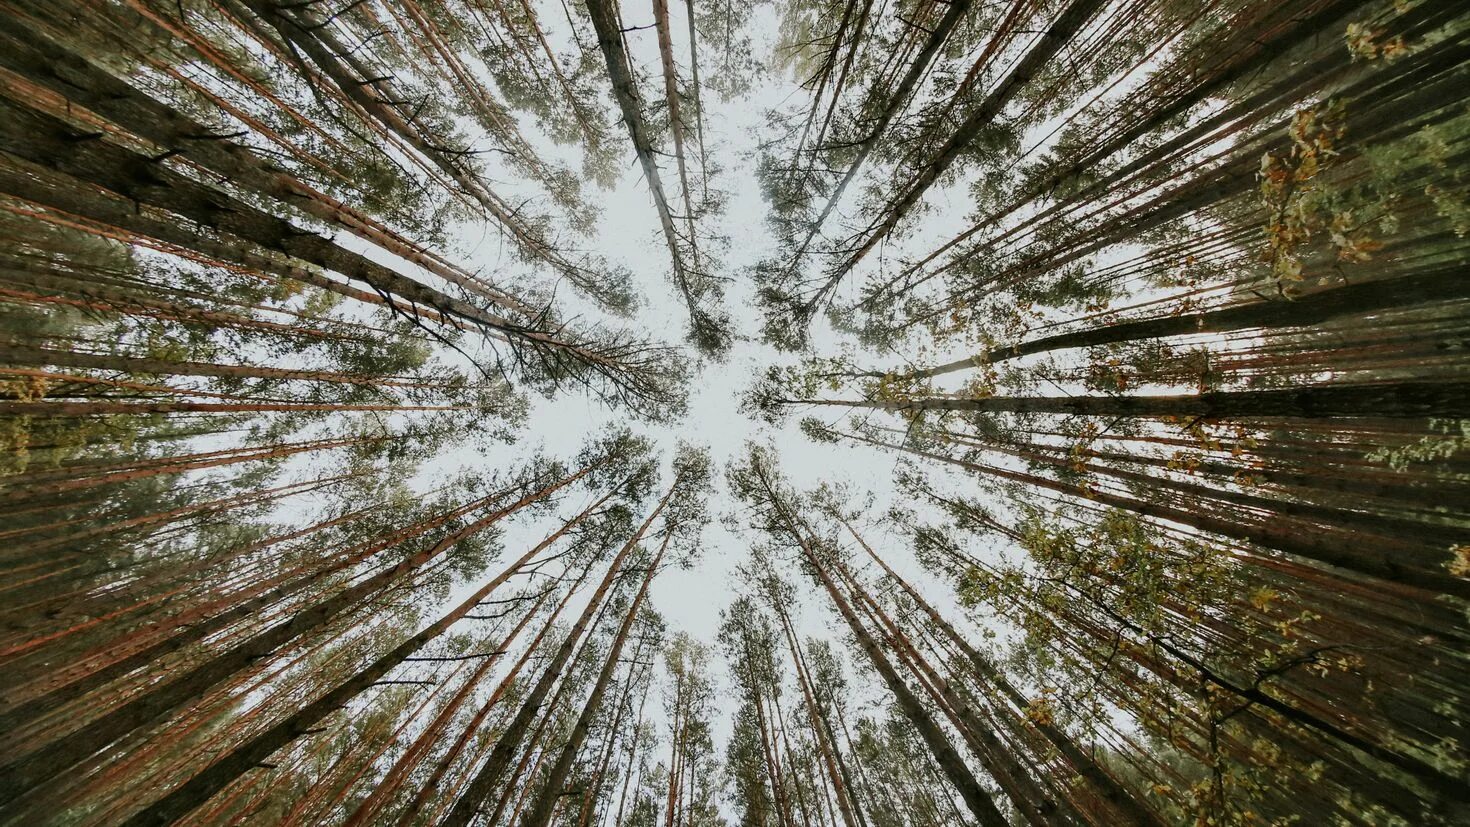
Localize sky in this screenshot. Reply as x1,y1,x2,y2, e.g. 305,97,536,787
331,1,1023,783
426,0,978,646
253,0,1056,797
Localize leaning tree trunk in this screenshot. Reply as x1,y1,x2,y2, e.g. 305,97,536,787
909,265,1470,378
837,429,1470,597
754,467,1009,827
792,380,1470,420
441,471,684,827
0,484,505,739
517,532,672,827
584,0,704,334
834,0,1109,277
117,480,619,825
0,462,593,804
841,520,1166,826
788,0,974,311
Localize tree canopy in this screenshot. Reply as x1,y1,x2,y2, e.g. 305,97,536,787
1,0,1467,825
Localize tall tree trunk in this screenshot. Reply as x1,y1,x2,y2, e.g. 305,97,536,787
788,0,974,312
0,24,536,318
0,342,444,389
773,600,862,827
908,266,1469,378
0,488,478,735
0,97,640,374
119,481,618,825
833,0,1109,278
752,464,1009,827
0,463,594,803
584,0,710,344
442,471,684,826
518,532,672,827
343,584,557,826
791,380,1470,420
841,520,1165,826
393,556,601,826
830,560,1060,826
837,428,1470,598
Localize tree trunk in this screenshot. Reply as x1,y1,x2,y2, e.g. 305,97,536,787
518,532,672,827
119,480,617,825
841,520,1165,826
834,0,1109,277
441,472,684,826
795,380,1470,420
789,0,974,311
0,463,593,802
840,429,1470,597
0,24,535,318
753,466,1009,827
912,266,1470,377
584,0,707,339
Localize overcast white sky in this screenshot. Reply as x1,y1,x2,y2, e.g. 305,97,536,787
420,0,981,646
218,1,1137,801
341,2,1030,782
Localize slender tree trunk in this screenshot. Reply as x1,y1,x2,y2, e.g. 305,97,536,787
0,24,536,318
518,532,672,827
791,380,1470,420
788,0,974,311
584,0,708,339
344,585,558,826
0,342,442,389
134,487,614,827
0,464,594,803
774,601,862,827
442,472,684,826
834,0,1109,277
753,466,1009,827
909,266,1470,378
394,556,600,826
839,429,1470,598
841,520,1164,826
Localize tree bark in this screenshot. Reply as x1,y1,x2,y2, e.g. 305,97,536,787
752,464,1009,827
518,532,672,827
794,380,1470,420
441,471,684,826
834,0,1109,277
841,520,1165,826
0,463,593,802
911,266,1470,378
839,430,1470,599
118,481,615,825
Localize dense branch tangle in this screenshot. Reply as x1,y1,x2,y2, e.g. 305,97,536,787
0,2,685,412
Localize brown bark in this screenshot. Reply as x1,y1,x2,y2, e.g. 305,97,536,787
910,266,1470,378
833,0,1109,280
787,0,974,313
0,24,536,318
584,0,705,334
838,429,1470,598
119,479,614,825
0,463,593,802
517,532,672,827
841,521,1165,826
751,462,1009,827
394,556,600,826
773,599,862,827
442,471,685,826
793,380,1470,421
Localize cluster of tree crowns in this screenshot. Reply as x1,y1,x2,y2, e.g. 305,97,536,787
0,0,1466,824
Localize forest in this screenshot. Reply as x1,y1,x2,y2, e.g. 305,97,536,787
0,0,1466,824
